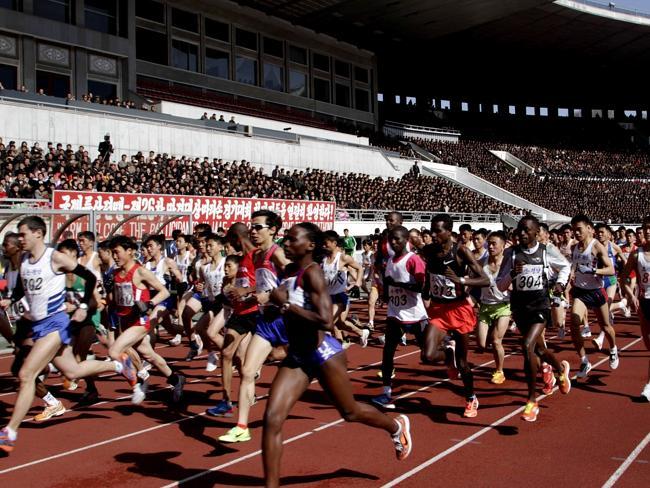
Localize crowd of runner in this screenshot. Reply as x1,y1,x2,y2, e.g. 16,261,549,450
0,211,649,486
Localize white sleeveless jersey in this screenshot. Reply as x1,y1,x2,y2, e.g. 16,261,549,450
145,257,170,288
480,258,509,305
385,252,427,323
361,251,373,280
636,249,650,299
572,240,603,290
281,267,312,310
21,247,66,321
322,252,347,295
175,252,192,284
3,263,30,321
81,251,102,282
203,258,225,301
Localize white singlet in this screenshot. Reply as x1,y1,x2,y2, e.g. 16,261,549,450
175,252,192,284
480,258,509,305
202,258,225,301
385,252,427,323
636,249,650,299
322,252,347,295
21,247,66,321
572,240,603,290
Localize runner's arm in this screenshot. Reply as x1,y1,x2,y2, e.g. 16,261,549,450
165,257,184,283
53,250,97,306
136,267,170,306
342,254,363,287
456,246,490,287
594,241,615,276
547,245,570,287
496,248,514,292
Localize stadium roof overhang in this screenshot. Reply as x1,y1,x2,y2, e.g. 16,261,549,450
232,0,650,104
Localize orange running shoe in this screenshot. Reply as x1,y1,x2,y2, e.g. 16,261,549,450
542,363,556,395
463,396,479,418
392,414,412,460
558,360,571,394
521,401,539,422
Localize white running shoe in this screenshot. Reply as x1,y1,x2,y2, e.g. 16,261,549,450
609,350,619,370
400,334,407,346
580,325,592,338
169,334,182,346
206,351,219,372
360,329,370,348
141,360,153,372
132,383,146,405
577,361,593,378
194,334,204,356
591,332,605,351
378,334,386,345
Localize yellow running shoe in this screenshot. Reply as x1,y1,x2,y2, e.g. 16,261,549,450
521,401,539,422
219,426,251,443
377,368,396,379
491,370,506,385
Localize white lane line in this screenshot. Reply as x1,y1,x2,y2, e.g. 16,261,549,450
602,431,650,488
158,341,537,487
0,349,418,474
380,337,643,488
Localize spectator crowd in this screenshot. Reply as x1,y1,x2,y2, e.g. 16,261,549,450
0,137,516,215
413,138,650,222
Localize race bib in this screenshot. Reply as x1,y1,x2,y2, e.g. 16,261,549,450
7,297,29,322
114,282,134,307
23,275,45,297
640,271,650,299
429,274,456,299
516,264,544,291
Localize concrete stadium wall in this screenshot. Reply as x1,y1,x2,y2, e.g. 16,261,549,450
157,101,370,146
0,99,395,177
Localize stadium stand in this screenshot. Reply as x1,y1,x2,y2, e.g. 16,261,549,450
0,137,517,215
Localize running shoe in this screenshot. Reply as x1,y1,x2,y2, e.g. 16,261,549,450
592,332,604,351
120,353,138,387
641,383,650,402
0,428,15,453
371,393,396,410
63,378,78,391
577,361,592,378
132,383,146,405
392,414,412,461
34,401,66,422
206,400,234,417
141,360,153,372
77,390,99,405
376,368,396,379
206,351,219,372
542,363,556,395
169,333,182,346
378,334,386,345
365,322,375,331
521,401,539,422
342,339,352,350
509,322,518,333
609,349,619,370
623,303,631,318
194,334,204,356
185,341,199,361
491,370,506,385
219,426,252,443
360,329,370,348
171,375,186,403
580,325,592,338
400,334,407,346
558,360,571,394
137,368,150,382
557,326,566,339
463,396,479,418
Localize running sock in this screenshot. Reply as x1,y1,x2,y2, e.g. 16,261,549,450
42,392,58,407
383,386,392,397
4,426,17,441
581,355,589,364
237,423,247,430
113,360,124,374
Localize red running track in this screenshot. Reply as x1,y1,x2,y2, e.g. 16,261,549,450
0,305,648,487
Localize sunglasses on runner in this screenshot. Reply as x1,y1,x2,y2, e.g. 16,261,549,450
250,224,270,231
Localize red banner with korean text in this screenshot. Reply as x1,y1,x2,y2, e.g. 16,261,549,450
51,190,336,240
